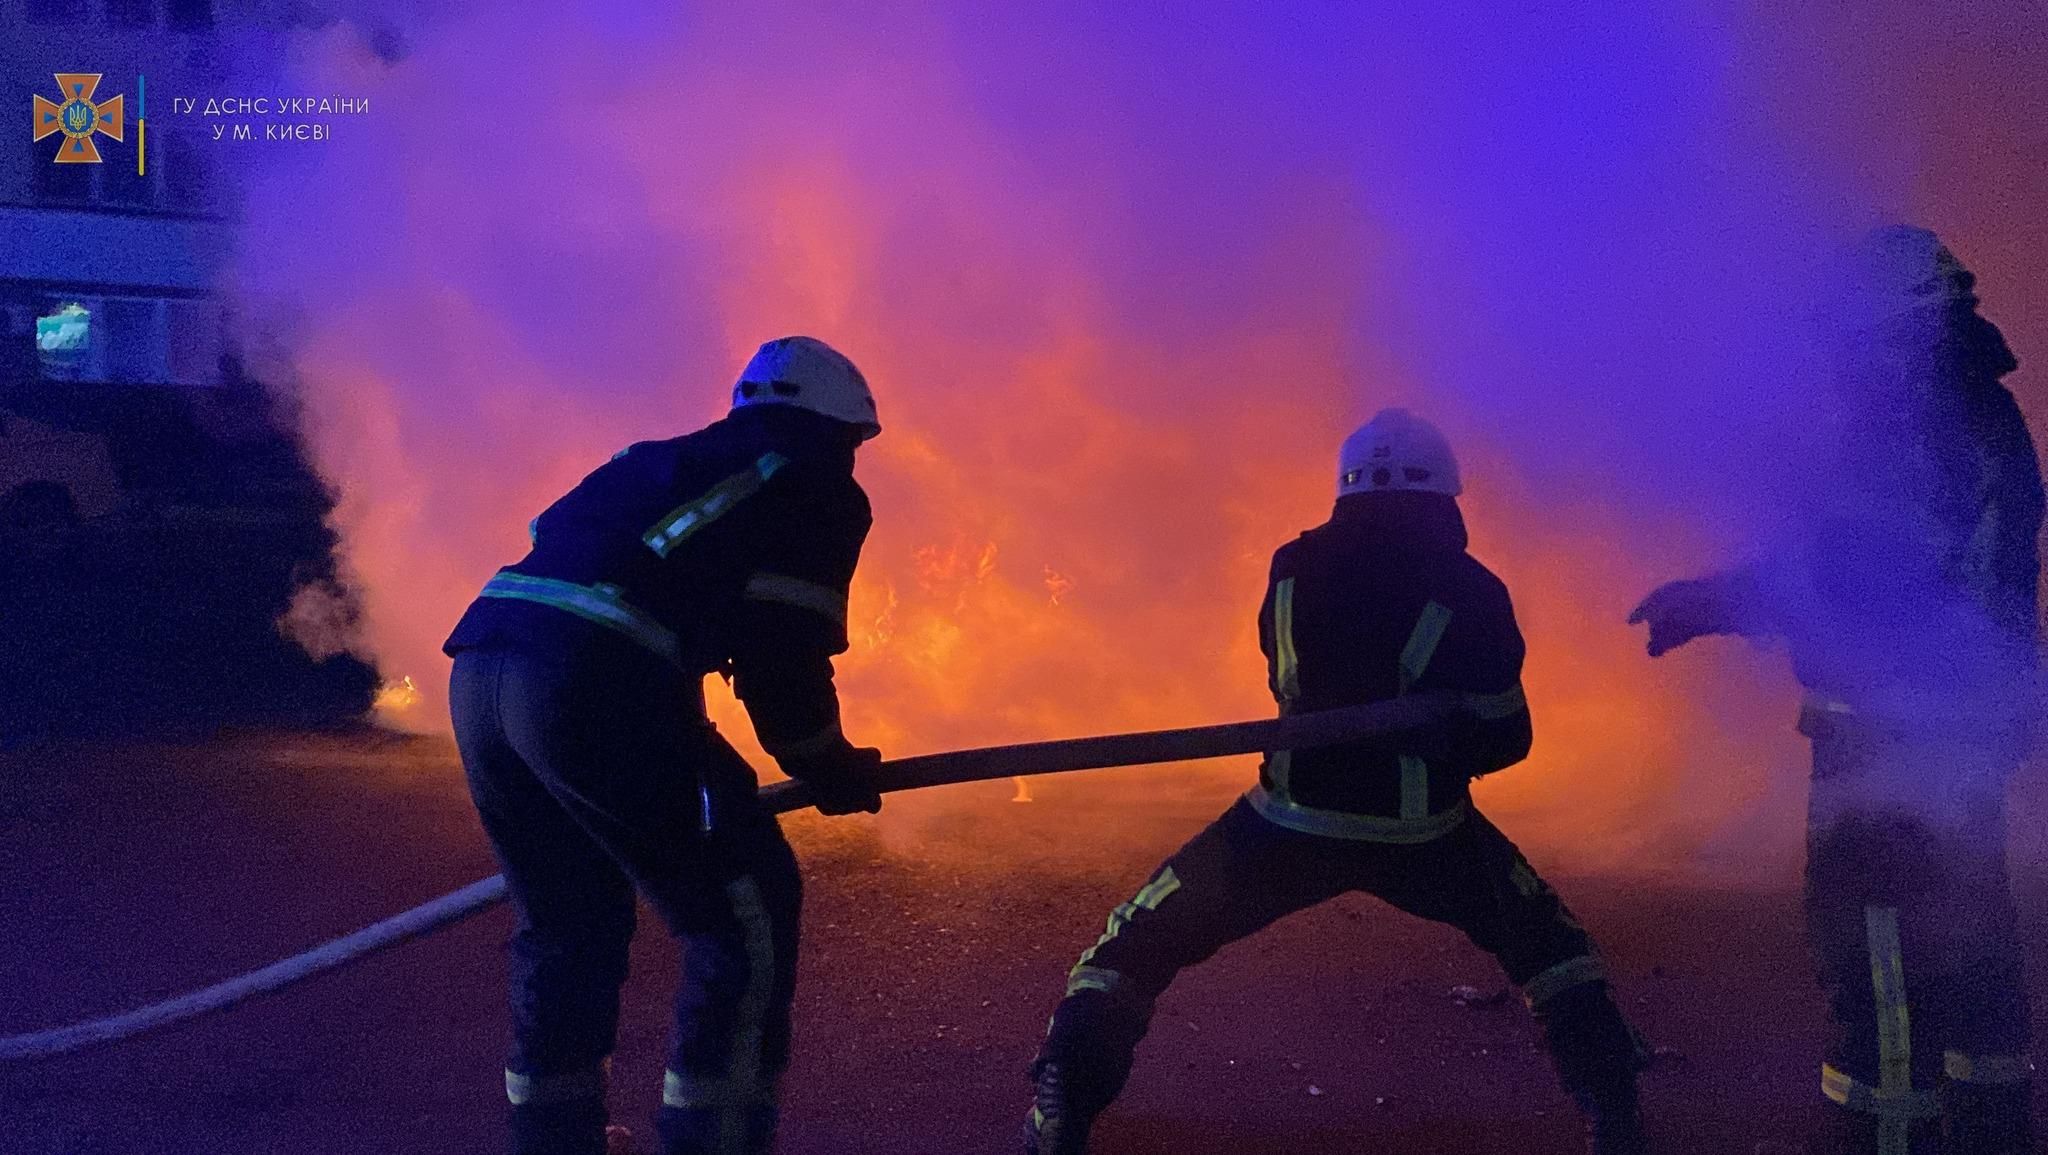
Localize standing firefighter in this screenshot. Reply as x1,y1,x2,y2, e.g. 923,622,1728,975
1631,226,2039,1155
444,336,886,1155
1025,410,1650,1155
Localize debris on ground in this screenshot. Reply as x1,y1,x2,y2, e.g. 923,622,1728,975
1449,984,1511,1007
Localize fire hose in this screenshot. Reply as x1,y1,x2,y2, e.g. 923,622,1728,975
0,694,1453,1064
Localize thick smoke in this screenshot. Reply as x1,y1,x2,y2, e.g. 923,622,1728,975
229,3,2046,878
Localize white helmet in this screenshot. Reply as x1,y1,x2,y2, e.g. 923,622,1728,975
731,336,881,441
1338,408,1461,498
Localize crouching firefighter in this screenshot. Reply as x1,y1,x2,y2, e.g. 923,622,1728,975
1025,410,1650,1155
1631,226,2040,1155
444,336,887,1155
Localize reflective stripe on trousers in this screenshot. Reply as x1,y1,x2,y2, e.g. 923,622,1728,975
1821,906,1936,1154
662,876,780,1155
1521,954,1607,1009
1069,866,1182,984
1945,1050,2033,1084
506,1058,609,1105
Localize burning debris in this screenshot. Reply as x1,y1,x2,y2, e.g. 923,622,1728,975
372,675,420,715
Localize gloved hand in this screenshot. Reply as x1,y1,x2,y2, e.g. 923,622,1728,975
1627,578,1726,657
782,741,884,816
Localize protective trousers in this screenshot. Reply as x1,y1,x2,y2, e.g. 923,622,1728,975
452,645,802,1155
1803,716,2033,1155
1033,798,1641,1134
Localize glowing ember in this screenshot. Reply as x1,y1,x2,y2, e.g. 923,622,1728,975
373,675,421,715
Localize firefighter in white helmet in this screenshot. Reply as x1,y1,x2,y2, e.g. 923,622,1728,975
1633,226,2040,1155
445,336,884,1155
1026,409,1649,1155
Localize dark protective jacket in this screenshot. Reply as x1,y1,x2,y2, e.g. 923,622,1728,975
444,404,870,760
1250,491,1533,841
1686,307,2041,730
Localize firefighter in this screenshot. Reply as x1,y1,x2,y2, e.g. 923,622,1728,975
1630,226,2039,1155
444,336,886,1155
1026,409,1650,1155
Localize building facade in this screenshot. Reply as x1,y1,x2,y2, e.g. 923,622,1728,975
2,0,233,402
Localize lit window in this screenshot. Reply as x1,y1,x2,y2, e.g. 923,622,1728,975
36,302,93,381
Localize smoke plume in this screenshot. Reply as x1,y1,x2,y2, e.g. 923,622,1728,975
229,2,2047,878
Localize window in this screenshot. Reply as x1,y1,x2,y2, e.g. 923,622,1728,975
103,298,165,383
36,299,97,382
31,296,217,386
33,157,94,206
168,0,213,30
1,301,37,389
101,149,158,209
163,128,217,213
108,0,158,26
165,300,222,386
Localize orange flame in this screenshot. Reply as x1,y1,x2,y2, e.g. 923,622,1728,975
372,675,421,717
242,5,2044,880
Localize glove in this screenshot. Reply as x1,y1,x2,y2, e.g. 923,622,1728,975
782,741,883,816
1626,578,1727,657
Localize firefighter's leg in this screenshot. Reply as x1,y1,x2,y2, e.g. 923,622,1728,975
1028,798,1338,1154
1375,810,1645,1154
1805,802,1943,1154
645,813,802,1155
454,649,637,1155
1914,801,2033,1155
491,647,792,1155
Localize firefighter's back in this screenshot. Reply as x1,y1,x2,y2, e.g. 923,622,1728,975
1255,489,1531,832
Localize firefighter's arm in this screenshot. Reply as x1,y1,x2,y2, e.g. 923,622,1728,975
1429,585,1532,779
1628,563,1772,657
1968,390,2044,640
1257,564,1281,703
728,479,880,814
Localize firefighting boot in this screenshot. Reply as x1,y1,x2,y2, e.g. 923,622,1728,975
1939,1078,2033,1155
1535,982,1651,1155
1574,1083,1648,1155
1024,1060,1096,1155
1810,1104,1939,1155
656,1104,777,1155
509,1099,610,1155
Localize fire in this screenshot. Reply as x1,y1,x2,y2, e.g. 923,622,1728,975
373,675,421,716
236,4,2041,878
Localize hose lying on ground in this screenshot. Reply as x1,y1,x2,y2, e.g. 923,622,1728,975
0,694,1453,1063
